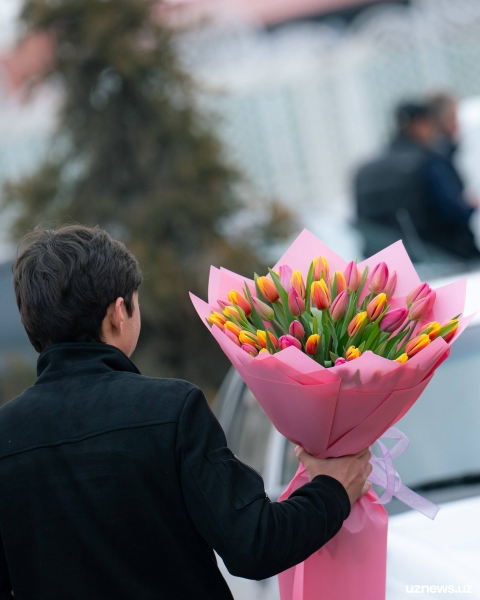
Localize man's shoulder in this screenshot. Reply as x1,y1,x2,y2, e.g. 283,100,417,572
0,374,202,461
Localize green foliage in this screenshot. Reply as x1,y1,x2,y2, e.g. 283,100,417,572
0,353,36,406
2,0,293,397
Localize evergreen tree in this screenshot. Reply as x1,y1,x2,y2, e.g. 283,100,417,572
2,0,292,396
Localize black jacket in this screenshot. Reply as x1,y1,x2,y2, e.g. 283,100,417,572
0,343,350,600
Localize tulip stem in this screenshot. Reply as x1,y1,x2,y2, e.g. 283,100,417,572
396,322,417,356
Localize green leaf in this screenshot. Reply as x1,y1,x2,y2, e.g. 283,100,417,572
339,291,357,339
265,330,276,354
364,324,380,351
356,265,369,303
329,351,339,363
438,320,459,339
305,261,314,314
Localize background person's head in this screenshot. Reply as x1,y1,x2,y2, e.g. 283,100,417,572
395,102,435,146
13,225,143,357
427,91,460,142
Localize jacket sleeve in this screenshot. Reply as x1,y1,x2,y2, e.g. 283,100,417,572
0,536,12,599
424,158,474,226
177,387,351,581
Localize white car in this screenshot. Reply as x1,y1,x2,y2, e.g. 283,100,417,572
212,273,480,600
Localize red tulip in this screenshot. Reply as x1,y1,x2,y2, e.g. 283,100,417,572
305,334,321,355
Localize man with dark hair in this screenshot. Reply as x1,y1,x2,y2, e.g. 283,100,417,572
355,100,480,261
0,224,371,599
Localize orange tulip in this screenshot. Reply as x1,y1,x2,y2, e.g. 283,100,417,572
305,334,321,355
207,312,227,330
224,321,242,337
290,270,306,300
258,348,271,355
395,353,409,364
347,311,367,337
228,289,252,316
366,293,387,322
331,271,347,295
346,346,361,361
311,280,331,310
257,276,279,303
257,330,278,349
405,334,430,357
223,306,241,321
313,256,329,281
421,321,441,340
441,319,459,343
239,331,258,347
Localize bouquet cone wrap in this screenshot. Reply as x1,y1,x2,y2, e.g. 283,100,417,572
190,230,472,600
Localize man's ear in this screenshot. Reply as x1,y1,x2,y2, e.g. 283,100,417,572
111,297,125,334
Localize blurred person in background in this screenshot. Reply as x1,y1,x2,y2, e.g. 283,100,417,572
427,91,461,159
355,101,480,262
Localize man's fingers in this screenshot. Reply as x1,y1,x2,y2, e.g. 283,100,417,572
360,481,372,497
295,446,306,461
356,447,371,460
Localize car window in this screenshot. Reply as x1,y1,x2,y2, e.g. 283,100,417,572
282,440,299,487
226,385,272,475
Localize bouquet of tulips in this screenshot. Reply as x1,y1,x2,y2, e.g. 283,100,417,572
191,230,471,600
206,256,459,369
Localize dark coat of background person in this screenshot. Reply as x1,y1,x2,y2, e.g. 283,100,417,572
355,132,479,261
0,343,350,600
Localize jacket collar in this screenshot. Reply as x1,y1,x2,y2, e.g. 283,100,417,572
36,342,140,382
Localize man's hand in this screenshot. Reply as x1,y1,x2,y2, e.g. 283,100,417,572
295,446,373,506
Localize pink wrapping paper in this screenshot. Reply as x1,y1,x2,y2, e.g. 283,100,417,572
190,229,471,600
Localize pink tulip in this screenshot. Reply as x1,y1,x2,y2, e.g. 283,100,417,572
335,357,347,366
224,329,241,346
278,265,293,291
330,290,348,322
278,335,302,351
384,271,397,299
368,262,389,294
344,261,360,293
406,283,431,308
289,320,305,340
409,291,436,321
288,287,305,316
241,343,258,357
217,300,232,310
379,308,407,333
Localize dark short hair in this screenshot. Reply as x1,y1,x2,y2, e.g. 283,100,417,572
395,101,430,133
13,225,143,353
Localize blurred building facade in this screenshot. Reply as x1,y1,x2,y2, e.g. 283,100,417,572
3,0,480,237
176,0,480,219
